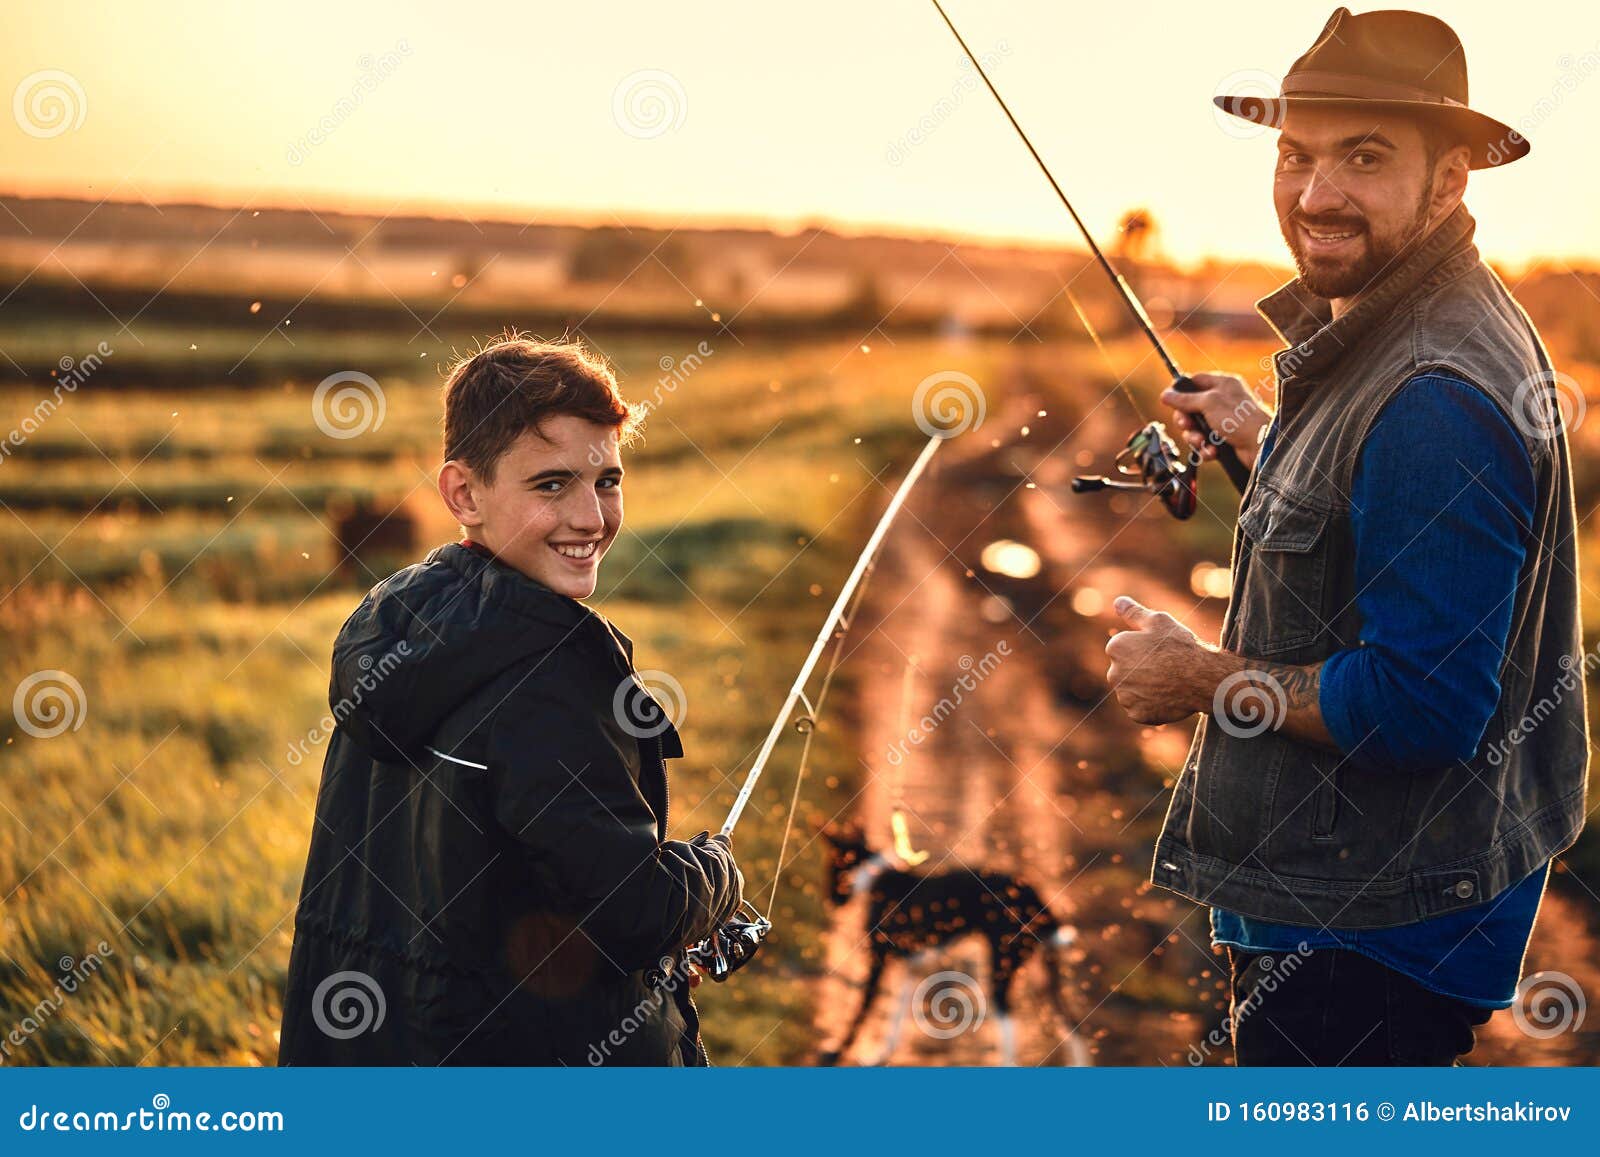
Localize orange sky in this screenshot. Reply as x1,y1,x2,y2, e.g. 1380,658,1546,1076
3,0,1597,269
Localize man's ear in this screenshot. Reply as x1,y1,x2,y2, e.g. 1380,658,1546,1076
437,460,485,528
1429,143,1471,219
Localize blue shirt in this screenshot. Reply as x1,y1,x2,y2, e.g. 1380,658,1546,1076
1211,371,1545,1008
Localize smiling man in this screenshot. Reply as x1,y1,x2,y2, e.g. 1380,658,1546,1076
278,336,743,1066
1103,9,1588,1065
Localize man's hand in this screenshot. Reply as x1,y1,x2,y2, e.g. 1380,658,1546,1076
1104,596,1213,725
1163,372,1271,470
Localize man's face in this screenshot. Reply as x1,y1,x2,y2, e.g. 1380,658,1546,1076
451,415,623,599
1274,107,1441,300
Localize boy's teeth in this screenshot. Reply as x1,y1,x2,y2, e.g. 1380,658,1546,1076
554,542,596,559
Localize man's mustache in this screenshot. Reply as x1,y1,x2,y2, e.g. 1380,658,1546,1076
1287,212,1368,233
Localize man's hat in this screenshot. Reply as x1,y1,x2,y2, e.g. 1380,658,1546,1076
1215,7,1529,168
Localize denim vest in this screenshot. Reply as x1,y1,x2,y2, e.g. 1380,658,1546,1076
1151,205,1589,928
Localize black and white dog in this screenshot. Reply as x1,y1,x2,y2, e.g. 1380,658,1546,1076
816,826,1090,1066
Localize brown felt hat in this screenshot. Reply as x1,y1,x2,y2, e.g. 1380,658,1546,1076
1215,7,1529,168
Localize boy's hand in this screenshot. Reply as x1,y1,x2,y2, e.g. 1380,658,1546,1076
1162,372,1270,470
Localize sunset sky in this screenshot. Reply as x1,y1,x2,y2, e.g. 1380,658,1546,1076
3,0,1597,269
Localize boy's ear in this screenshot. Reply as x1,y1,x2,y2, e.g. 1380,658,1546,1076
437,460,485,528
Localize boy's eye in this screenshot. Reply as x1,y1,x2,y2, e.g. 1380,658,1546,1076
597,476,621,490
532,479,566,493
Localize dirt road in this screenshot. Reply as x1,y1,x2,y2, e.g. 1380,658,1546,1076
811,351,1600,1067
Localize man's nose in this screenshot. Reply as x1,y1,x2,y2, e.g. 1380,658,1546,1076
1297,167,1351,218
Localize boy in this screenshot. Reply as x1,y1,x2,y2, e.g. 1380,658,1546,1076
278,335,744,1066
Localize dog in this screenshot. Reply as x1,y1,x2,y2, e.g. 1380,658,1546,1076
815,825,1090,1066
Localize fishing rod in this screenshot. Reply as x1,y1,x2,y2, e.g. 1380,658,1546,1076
673,432,949,984
930,0,1252,518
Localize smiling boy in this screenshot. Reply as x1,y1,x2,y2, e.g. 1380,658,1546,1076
278,335,744,1066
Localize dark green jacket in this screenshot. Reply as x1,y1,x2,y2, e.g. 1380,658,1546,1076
278,541,741,1065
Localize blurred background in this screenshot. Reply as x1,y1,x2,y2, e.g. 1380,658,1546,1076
0,0,1597,1066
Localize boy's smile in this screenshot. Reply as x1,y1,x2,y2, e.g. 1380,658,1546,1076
441,414,623,600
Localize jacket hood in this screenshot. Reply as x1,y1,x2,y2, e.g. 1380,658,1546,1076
327,541,598,765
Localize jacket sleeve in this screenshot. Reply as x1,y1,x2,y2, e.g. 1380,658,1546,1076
485,667,742,973
1318,373,1536,771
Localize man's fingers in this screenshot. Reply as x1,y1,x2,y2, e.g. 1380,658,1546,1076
1161,386,1215,413
1112,595,1157,627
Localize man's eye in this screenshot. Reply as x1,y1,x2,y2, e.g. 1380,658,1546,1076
597,477,621,490
1349,152,1379,167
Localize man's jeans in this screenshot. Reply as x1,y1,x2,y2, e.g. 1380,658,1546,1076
1226,947,1495,1066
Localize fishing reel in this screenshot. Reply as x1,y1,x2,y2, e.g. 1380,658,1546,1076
1071,419,1199,520
685,903,772,981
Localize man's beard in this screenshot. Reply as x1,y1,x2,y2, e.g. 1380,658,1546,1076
1281,181,1435,300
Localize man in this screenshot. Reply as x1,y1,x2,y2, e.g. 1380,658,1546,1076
1103,8,1588,1065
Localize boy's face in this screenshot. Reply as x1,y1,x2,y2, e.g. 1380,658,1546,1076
440,415,623,600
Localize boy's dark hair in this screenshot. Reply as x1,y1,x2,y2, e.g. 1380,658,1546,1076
442,333,644,483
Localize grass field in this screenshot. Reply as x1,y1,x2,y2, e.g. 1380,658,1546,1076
2,314,1598,1066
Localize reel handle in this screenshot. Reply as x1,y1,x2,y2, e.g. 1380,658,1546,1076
1170,375,1251,496
655,903,772,987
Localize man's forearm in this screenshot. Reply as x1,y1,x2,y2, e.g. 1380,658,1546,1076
1191,648,1339,749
